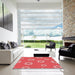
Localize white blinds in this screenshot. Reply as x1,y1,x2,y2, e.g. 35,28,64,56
19,10,62,29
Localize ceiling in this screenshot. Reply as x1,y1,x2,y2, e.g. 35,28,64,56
2,0,62,10
16,0,61,3
16,0,62,9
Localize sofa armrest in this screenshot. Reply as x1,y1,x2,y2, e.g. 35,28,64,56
0,50,13,64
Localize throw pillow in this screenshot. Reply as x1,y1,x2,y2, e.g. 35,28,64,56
0,42,8,49
7,43,11,49
10,42,18,48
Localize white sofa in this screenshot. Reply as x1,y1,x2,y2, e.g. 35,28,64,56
0,46,24,64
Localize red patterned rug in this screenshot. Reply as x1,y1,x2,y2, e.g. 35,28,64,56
13,57,62,69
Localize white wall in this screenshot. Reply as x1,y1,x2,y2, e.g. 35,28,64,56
0,0,18,42
0,27,17,42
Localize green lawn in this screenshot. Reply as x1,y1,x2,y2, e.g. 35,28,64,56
22,42,63,48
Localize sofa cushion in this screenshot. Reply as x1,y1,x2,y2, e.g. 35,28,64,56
13,48,21,60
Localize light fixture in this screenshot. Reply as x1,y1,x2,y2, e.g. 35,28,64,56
37,0,40,2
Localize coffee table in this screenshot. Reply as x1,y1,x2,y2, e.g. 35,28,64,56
34,50,49,57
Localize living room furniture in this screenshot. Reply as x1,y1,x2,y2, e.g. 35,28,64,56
34,50,49,57
45,41,56,51
0,45,24,64
59,44,75,60
34,53,49,57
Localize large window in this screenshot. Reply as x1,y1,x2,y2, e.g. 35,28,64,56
19,10,63,40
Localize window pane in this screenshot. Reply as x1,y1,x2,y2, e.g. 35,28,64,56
19,10,63,40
